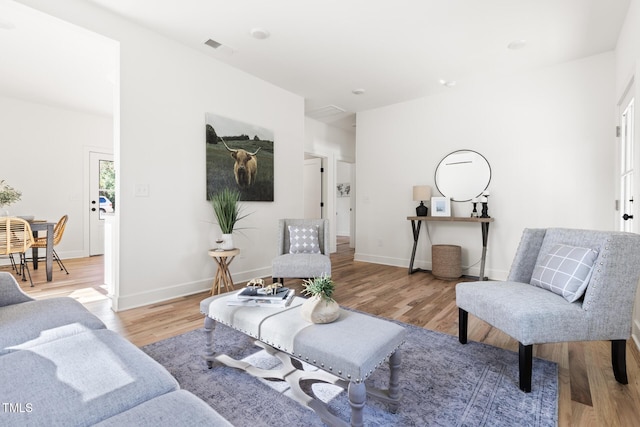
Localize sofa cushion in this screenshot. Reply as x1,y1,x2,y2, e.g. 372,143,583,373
288,225,320,254
530,244,598,302
0,329,179,426
93,390,232,427
456,280,589,345
0,297,106,356
0,272,33,307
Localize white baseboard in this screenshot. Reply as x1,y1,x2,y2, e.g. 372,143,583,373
112,266,274,312
354,253,410,269
632,319,640,351
0,250,88,266
113,278,213,312
353,252,507,280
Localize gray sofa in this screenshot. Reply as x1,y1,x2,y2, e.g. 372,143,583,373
0,272,231,426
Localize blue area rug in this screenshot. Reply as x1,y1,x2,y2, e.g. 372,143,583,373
143,318,557,426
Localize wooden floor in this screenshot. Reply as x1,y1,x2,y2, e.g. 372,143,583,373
4,237,640,426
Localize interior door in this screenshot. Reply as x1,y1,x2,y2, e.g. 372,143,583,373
618,83,640,350
89,152,114,255
304,157,322,219
619,90,635,232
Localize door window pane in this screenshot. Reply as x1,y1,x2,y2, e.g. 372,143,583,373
99,160,115,219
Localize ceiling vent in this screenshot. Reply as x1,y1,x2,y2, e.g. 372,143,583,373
306,105,347,119
204,38,235,55
204,39,222,49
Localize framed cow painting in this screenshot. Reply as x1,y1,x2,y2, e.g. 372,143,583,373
206,113,274,201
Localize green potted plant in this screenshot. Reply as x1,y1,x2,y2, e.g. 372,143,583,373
0,180,22,217
209,188,249,250
300,274,340,324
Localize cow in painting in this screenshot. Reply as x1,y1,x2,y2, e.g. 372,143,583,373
222,139,261,188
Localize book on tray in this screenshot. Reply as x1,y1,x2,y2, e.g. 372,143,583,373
227,286,295,307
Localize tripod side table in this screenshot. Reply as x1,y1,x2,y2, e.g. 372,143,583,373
207,248,240,294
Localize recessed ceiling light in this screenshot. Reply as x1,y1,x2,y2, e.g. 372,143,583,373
352,88,365,95
250,28,270,40
439,79,456,88
507,39,527,50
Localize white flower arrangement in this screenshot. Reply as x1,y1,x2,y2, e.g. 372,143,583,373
0,180,22,208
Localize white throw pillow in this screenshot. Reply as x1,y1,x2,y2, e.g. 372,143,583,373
288,225,321,254
530,244,598,303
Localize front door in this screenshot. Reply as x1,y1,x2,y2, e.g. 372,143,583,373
89,152,114,255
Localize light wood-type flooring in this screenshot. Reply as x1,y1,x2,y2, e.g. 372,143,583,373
4,236,639,426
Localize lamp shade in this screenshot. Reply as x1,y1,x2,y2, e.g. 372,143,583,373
413,185,432,202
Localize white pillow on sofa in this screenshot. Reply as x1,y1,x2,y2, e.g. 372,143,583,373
288,225,321,254
530,244,598,303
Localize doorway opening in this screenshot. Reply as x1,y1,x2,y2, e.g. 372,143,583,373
336,160,354,248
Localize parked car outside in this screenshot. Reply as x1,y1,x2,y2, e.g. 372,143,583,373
100,196,114,213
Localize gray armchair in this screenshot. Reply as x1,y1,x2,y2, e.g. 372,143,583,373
456,228,640,392
271,218,331,284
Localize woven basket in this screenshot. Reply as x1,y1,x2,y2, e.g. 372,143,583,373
432,244,462,280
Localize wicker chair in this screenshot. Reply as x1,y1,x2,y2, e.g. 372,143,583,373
0,217,35,286
30,215,69,275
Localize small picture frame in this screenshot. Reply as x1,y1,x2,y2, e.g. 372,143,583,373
431,197,451,217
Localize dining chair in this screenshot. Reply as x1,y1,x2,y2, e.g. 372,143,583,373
30,215,69,275
456,228,640,392
271,218,331,284
0,217,35,287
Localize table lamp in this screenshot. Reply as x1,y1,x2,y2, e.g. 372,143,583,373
413,185,431,216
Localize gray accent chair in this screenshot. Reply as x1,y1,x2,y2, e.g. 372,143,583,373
271,218,331,284
456,228,640,392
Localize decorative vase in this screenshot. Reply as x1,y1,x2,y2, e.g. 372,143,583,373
220,233,234,250
300,295,340,324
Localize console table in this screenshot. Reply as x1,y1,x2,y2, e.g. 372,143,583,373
407,216,494,280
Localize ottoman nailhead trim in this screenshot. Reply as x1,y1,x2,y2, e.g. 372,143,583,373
204,305,407,383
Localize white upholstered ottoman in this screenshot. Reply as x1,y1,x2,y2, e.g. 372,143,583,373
200,293,406,427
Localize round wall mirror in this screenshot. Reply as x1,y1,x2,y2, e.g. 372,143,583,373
434,150,491,202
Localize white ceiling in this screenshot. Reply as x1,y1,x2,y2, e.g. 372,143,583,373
0,1,118,117
0,0,631,129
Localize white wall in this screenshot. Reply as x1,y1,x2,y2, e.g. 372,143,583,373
304,117,356,252
616,0,640,350
20,0,305,310
355,52,616,279
0,95,112,260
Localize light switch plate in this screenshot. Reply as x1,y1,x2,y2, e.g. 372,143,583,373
134,184,149,197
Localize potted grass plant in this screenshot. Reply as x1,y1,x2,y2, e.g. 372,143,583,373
300,274,340,324
209,188,249,250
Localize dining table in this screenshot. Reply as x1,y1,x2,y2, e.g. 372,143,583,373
29,220,56,282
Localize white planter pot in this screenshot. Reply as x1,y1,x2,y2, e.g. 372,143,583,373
300,295,340,324
220,234,234,250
